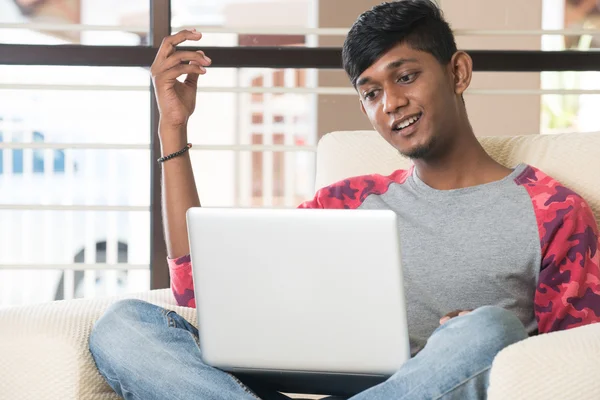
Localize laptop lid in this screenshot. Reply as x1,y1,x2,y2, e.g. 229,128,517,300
187,208,410,388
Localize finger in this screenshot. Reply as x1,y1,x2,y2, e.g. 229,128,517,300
184,68,200,86
156,64,206,82
155,51,211,74
184,51,210,86
458,311,472,316
159,30,202,59
442,310,462,319
171,50,211,65
195,50,211,64
439,316,450,325
156,29,203,60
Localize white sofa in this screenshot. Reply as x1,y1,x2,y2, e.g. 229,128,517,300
1,131,599,400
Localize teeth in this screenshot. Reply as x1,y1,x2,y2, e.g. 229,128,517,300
395,114,420,130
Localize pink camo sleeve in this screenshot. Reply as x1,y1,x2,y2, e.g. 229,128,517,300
167,254,196,308
516,166,600,333
297,169,413,209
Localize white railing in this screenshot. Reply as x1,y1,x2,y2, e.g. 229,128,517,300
3,84,600,96
0,142,318,151
0,263,148,270
1,22,599,36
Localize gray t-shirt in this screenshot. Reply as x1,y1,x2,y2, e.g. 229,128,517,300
302,163,541,354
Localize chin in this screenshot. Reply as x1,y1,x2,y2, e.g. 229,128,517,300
399,145,433,159
395,136,437,160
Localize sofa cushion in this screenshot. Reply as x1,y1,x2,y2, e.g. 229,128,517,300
315,131,600,225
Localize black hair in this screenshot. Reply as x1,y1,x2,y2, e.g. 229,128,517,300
342,0,457,87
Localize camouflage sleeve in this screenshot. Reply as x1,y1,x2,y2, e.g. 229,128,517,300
296,179,359,209
167,255,196,308
536,199,600,332
298,169,412,209
516,166,600,333
297,192,325,209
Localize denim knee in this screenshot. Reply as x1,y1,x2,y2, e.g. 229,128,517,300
89,299,156,359
467,306,528,353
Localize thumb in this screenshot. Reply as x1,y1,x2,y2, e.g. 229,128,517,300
184,61,200,86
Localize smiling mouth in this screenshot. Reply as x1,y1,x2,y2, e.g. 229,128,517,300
392,112,422,132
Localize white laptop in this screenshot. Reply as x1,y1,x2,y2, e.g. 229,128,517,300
186,207,410,396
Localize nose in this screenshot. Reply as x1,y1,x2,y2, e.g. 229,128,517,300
382,86,409,115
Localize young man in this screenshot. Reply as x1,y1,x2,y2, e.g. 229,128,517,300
89,1,600,399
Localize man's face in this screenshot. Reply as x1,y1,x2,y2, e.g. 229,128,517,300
356,43,461,159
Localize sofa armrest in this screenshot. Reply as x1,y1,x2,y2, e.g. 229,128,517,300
0,289,198,400
488,322,600,400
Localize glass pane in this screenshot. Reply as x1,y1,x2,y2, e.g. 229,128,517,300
0,210,151,307
0,66,150,146
187,67,319,204
171,0,600,50
444,0,600,51
0,148,151,207
0,269,64,307
0,65,152,306
543,0,600,51
541,71,600,133
0,210,150,264
172,0,321,48
190,150,317,208
190,67,318,147
0,0,149,46
0,64,149,86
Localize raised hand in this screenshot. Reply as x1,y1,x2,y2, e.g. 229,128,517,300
150,29,212,130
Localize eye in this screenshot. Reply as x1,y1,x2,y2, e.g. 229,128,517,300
363,90,379,101
397,72,418,84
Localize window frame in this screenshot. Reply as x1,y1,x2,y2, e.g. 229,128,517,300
1,0,599,289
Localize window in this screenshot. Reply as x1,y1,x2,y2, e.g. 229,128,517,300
0,65,151,306
172,0,313,48
1,0,599,306
0,0,150,46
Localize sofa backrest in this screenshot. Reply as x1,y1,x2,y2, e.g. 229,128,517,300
315,131,600,226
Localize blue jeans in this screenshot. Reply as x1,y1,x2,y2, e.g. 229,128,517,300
89,300,527,400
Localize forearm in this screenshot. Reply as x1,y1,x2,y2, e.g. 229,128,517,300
159,122,201,259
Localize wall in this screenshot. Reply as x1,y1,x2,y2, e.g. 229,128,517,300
316,0,544,138
317,0,382,138
444,0,542,136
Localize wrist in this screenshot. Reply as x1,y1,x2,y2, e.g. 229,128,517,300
159,118,187,135
160,140,191,158
158,143,192,163
158,121,188,154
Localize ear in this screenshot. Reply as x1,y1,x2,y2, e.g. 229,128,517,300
449,51,472,96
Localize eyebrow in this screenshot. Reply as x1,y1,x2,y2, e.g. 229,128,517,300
356,58,419,87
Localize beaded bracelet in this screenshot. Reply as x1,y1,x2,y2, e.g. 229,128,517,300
157,143,192,163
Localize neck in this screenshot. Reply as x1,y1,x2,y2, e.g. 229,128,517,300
412,125,510,190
